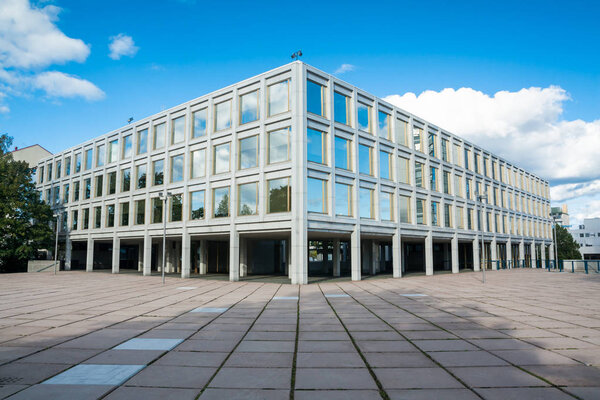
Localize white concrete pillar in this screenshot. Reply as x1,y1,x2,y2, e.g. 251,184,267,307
425,233,433,276
111,235,120,274
143,234,152,276
86,237,94,272
240,238,248,277
229,228,239,282
138,240,143,272
473,237,480,271
519,240,525,268
392,230,402,278
451,234,459,274
65,237,72,271
291,229,308,285
371,241,379,275
443,242,449,271
491,238,497,270
166,241,174,273
181,229,190,278
333,239,340,277
351,226,361,281
157,241,163,273
549,243,555,261
531,241,537,268
506,240,512,269
540,243,546,268
199,239,207,275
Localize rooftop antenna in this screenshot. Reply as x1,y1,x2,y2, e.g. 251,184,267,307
127,117,133,124
291,50,303,61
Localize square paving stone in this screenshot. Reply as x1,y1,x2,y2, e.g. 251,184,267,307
295,389,381,400
295,367,377,390
236,340,294,353
7,384,114,400
209,367,291,389
491,349,579,366
387,389,481,400
199,388,289,400
449,366,548,387
125,365,215,388
475,387,575,400
18,348,100,364
190,307,228,313
325,294,351,298
175,339,238,352
525,365,600,386
273,296,298,300
428,350,509,367
154,351,228,367
43,364,145,385
84,349,165,365
0,384,28,398
375,368,463,389
469,338,537,350
298,340,355,352
114,338,183,351
357,340,415,352
565,387,600,400
225,352,293,367
105,386,200,400
365,352,436,368
0,362,69,385
413,339,478,352
296,352,364,368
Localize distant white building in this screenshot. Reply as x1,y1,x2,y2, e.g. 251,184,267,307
571,218,600,260
10,144,53,176
551,204,570,228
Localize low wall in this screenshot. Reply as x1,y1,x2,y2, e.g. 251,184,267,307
27,260,57,273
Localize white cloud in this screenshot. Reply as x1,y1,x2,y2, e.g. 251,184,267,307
551,180,600,202
31,71,104,100
108,34,138,60
334,63,355,74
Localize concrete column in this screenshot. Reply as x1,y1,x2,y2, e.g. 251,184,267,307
143,233,152,276
86,237,94,272
549,243,555,261
65,237,72,271
443,242,449,271
491,238,497,270
392,230,402,278
181,229,190,278
166,241,174,273
138,241,143,272
333,239,340,277
371,241,379,275
531,241,537,268
451,234,459,274
199,239,207,275
291,229,308,285
240,238,248,278
351,226,361,281
473,237,480,271
519,240,525,268
425,233,433,276
157,241,163,273
229,228,239,282
111,235,120,274
541,243,546,268
507,240,512,269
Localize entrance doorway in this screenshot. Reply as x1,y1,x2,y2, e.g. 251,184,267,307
208,241,229,273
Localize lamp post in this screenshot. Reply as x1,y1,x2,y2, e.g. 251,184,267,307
158,191,172,284
550,214,559,270
53,213,60,275
476,192,487,283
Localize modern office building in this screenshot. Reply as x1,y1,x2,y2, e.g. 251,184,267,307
35,62,554,284
571,218,600,260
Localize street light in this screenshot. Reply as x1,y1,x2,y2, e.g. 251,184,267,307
550,213,559,270
53,213,60,275
158,191,172,284
476,192,487,283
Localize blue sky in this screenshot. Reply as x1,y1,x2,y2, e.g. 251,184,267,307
1,0,599,225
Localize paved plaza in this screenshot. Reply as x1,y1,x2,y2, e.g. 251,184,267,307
1,270,600,399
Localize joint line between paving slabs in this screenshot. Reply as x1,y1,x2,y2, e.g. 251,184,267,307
289,285,300,400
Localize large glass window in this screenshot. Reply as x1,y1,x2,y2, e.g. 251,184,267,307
108,171,116,195
122,135,132,158
267,178,290,213
399,196,410,223
441,139,449,162
466,178,471,200
71,210,78,230
413,127,424,153
240,90,259,125
85,148,93,170
213,187,230,218
152,197,163,223
108,139,118,163
190,190,205,219
153,123,166,150
380,192,393,221
359,188,374,219
52,186,59,205
137,129,148,155
213,143,230,174
334,136,351,170
82,208,89,229
65,156,71,176
416,199,425,225
334,92,350,125
171,155,184,182
120,202,129,226
63,184,69,203
191,149,206,178
378,111,391,140
415,162,424,188
453,144,461,167
75,153,81,173
95,175,103,197
268,80,290,116
94,206,102,229
153,160,164,185
84,178,91,199
307,128,326,164
454,175,462,197
430,167,438,191
46,163,52,181
214,100,232,132
456,206,464,229
307,178,327,214
443,171,450,194
239,136,258,170
357,103,371,132
192,108,207,138
73,181,80,202
428,133,436,158
444,204,452,228
473,153,480,174
358,144,372,175
136,164,147,189
267,128,290,164
122,168,131,192
379,150,392,180
335,182,352,217
106,204,115,227
170,194,182,222
396,119,408,147
172,116,185,144
398,157,410,184
307,80,325,117
238,182,258,216
464,148,470,170
96,145,105,167
55,160,61,178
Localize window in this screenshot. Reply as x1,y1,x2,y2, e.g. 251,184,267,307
396,119,408,147
56,160,61,178
53,186,60,204
137,129,148,155
441,139,449,162
108,139,118,163
120,202,129,226
266,79,290,116
75,153,82,173
44,188,50,203
96,145,105,167
453,144,461,167
335,183,352,217
378,111,391,140
71,210,78,230
94,206,102,229
190,190,205,219
213,143,230,174
431,202,439,226
95,175,103,197
492,161,498,180
239,90,259,125
63,184,69,203
123,135,132,158
428,133,436,157
380,192,393,221
65,157,71,176
456,206,464,229
171,155,184,183
358,144,373,175
153,123,166,150
170,194,182,222
443,171,450,194
416,199,426,224
307,178,327,214
415,162,424,188
152,197,163,223
430,167,438,191
334,136,351,170
444,204,452,228
464,148,470,170
38,166,44,184
192,108,207,138
214,100,232,132
238,182,258,216
122,168,131,192
466,178,471,200
84,178,91,199
357,103,371,132
267,127,290,164
108,171,116,195
135,199,145,225
191,149,206,178
307,80,325,117
454,175,462,197
82,208,89,230
85,148,93,170
399,196,411,223
267,178,290,213
47,163,52,181
334,92,350,125
413,127,424,153
106,204,115,227
473,153,480,174
136,164,147,189
398,157,410,184
379,150,392,180
73,181,80,201
213,187,230,217
153,160,164,185
359,188,374,219
171,116,185,144
307,128,327,164
467,209,473,230
484,158,490,177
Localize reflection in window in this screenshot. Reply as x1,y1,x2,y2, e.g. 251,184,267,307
335,183,352,217
267,178,290,213
75,153,82,173
95,175,103,197
56,160,61,178
153,123,166,150
399,196,410,223
334,136,351,170
378,111,390,140
171,155,184,182
307,128,326,164
441,139,449,162
170,194,182,222
240,90,259,124
213,143,230,174
108,172,116,195
85,149,93,170
190,190,205,219
121,168,130,192
214,100,232,132
416,199,425,224
136,164,146,189
431,201,439,226
137,129,148,155
152,197,163,223
191,149,206,178
106,204,115,227
65,157,71,176
430,167,437,191
357,103,371,132
121,202,129,226
398,157,410,184
82,208,89,229
415,162,423,188
109,139,118,163
413,127,424,153
73,181,80,201
238,136,258,170
72,210,78,230
192,108,207,138
454,175,462,198
443,171,450,194
238,182,258,215
84,178,91,199
379,151,392,180
307,80,325,117
172,116,185,144
456,206,464,229
307,178,327,214
334,92,350,125
380,192,393,221
358,144,372,175
268,128,290,164
359,188,374,219
213,187,230,218
268,80,290,116
123,135,132,158
396,119,408,147
94,206,102,229
153,159,164,185
96,145,105,167
428,133,436,158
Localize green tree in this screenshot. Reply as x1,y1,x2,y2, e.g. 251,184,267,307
555,224,582,260
0,134,54,273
